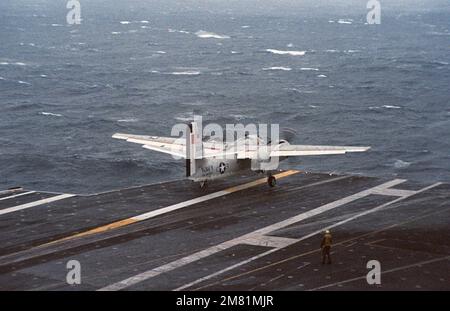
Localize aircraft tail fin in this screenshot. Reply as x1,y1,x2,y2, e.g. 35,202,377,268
186,121,202,177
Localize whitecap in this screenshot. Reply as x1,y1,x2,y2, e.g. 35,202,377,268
120,21,131,25
111,31,121,35
394,159,411,169
175,112,194,122
168,29,190,34
300,67,319,71
150,70,160,74
40,112,62,117
317,74,327,78
40,74,48,78
230,114,252,121
117,118,138,123
241,25,250,28
0,76,5,80
262,66,292,71
170,71,201,76
427,31,450,36
156,51,166,54
195,30,230,39
266,49,306,56
141,26,149,29
140,20,149,24
383,105,402,109
0,62,9,65
337,19,353,24
18,80,31,85
325,49,339,53
287,43,294,48
14,62,26,66
51,24,63,27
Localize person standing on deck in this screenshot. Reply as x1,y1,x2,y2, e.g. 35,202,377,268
321,230,332,264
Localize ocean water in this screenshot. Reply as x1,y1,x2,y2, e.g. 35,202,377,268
0,0,449,193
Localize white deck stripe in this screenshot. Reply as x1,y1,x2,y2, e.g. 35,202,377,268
273,182,442,246
40,171,299,246
178,182,442,291
132,191,230,221
309,255,450,291
175,249,280,291
0,194,75,216
99,179,410,291
245,179,408,238
0,191,36,202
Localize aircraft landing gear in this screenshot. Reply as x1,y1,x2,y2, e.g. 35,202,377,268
267,175,277,187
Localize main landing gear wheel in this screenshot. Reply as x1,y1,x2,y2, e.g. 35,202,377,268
267,175,277,187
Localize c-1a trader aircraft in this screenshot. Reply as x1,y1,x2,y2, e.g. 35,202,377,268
113,120,370,188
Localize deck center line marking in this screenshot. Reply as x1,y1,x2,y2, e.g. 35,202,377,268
0,191,36,202
0,194,75,216
100,178,425,291
43,170,299,245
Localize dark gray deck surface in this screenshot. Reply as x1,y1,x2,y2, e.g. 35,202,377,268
0,171,448,291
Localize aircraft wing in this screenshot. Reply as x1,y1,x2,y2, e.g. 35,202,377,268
112,133,187,158
269,145,371,157
112,133,231,159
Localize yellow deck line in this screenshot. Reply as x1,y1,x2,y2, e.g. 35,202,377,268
42,170,299,247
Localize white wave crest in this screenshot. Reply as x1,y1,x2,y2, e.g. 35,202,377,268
117,118,138,123
195,30,230,39
168,29,190,34
394,159,411,169
262,66,292,71
300,67,319,71
170,71,201,76
383,105,402,109
337,19,353,24
369,105,402,110
266,49,306,56
40,112,62,117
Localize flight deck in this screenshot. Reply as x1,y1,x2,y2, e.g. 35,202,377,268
0,171,449,290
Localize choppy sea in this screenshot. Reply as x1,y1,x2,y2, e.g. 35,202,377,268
0,0,449,193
